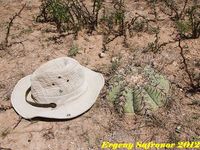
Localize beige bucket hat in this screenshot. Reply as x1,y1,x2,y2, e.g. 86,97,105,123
11,57,105,119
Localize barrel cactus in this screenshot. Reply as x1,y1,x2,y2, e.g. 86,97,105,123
107,65,170,115
107,84,121,103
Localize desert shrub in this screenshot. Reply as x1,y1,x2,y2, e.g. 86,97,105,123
100,0,125,35
175,20,191,36
161,0,188,20
146,28,174,53
128,16,148,35
36,0,103,33
161,0,200,39
185,5,200,39
175,5,200,39
36,0,72,33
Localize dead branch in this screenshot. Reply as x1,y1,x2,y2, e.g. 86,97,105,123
147,31,176,53
0,147,12,150
13,117,22,130
0,105,12,112
178,39,195,88
179,0,188,19
4,4,26,47
161,0,188,20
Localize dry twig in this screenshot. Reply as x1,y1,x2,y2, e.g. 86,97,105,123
4,4,26,47
178,39,194,88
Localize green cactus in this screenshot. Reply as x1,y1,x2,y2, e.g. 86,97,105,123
108,65,170,115
107,84,121,102
144,66,170,93
123,88,134,113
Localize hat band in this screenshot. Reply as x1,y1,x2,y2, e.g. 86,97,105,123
25,80,88,108
25,87,57,108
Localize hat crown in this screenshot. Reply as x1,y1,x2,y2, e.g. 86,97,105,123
30,57,87,106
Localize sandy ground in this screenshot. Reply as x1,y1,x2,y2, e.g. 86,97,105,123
0,0,199,150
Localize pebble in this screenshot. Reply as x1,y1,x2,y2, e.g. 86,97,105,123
98,52,106,58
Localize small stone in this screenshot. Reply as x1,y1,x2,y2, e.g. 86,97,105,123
98,52,106,58
175,125,182,133
185,92,192,97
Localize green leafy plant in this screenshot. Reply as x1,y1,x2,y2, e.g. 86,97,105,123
37,0,71,33
109,0,126,36
185,5,200,39
175,5,200,39
68,44,79,57
36,0,103,33
175,20,191,36
161,0,200,39
99,0,126,45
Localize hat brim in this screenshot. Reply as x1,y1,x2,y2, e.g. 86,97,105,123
11,67,105,119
